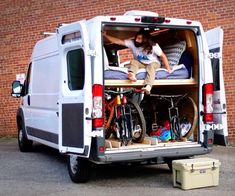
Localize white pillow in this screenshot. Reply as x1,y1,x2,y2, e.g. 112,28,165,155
163,41,186,67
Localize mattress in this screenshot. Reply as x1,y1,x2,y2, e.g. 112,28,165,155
104,64,189,80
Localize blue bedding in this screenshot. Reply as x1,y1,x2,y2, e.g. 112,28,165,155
104,64,189,80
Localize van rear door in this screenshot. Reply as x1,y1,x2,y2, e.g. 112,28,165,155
205,27,228,146
58,21,92,156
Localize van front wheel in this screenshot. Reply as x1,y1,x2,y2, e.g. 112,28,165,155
67,155,90,183
18,120,33,152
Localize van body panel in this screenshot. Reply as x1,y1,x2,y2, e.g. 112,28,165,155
206,27,228,146
57,20,92,156
31,35,58,60
86,20,103,85
28,52,60,141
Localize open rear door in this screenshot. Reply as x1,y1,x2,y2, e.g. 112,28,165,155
205,27,228,146
58,21,92,156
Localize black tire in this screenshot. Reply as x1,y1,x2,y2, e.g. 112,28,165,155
171,116,181,139
178,96,198,139
18,119,33,152
128,99,146,143
67,155,91,183
166,159,173,172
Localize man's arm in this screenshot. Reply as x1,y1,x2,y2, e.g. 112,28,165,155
103,31,126,46
160,53,172,73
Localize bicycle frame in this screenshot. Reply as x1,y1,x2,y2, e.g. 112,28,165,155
168,102,181,139
105,93,133,145
105,94,121,130
150,94,187,140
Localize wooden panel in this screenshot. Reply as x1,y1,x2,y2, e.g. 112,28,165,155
105,78,197,87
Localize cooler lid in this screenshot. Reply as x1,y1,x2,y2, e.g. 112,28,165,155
173,157,221,170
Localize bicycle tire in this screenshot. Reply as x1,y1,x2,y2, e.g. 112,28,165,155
178,96,198,139
127,99,146,143
170,116,180,139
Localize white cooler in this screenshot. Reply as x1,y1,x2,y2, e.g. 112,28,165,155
172,157,221,190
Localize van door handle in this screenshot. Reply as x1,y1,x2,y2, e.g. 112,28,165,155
86,117,92,120
212,112,226,114
27,95,30,106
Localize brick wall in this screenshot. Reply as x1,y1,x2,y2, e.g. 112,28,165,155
0,0,234,141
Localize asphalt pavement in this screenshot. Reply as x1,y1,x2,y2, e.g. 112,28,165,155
0,137,235,196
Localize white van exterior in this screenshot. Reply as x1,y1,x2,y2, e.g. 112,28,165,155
12,11,227,182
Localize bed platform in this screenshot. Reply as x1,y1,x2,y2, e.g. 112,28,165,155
105,78,197,87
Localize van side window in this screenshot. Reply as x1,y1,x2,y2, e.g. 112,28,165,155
67,49,85,90
22,63,32,96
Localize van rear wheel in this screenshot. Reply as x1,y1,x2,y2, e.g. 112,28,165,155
67,155,90,183
18,120,33,152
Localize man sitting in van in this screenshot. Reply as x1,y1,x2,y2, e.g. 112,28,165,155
103,30,172,94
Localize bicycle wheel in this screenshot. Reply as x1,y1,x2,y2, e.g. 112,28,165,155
128,99,146,143
178,96,198,139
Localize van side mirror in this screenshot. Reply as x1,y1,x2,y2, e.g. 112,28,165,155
11,80,22,97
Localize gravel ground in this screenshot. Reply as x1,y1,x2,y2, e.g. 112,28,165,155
0,137,234,196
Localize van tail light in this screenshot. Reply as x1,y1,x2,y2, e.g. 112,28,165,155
92,84,103,128
203,83,214,123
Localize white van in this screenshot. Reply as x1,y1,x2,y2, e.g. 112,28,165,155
11,10,227,182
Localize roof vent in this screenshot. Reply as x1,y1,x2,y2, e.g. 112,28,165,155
124,10,159,17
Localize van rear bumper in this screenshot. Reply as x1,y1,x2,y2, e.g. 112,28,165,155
93,146,212,163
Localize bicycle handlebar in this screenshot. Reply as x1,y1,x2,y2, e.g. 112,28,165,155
150,93,188,104
105,88,143,95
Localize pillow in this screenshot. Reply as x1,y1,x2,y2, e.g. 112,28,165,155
163,41,186,67
179,50,193,78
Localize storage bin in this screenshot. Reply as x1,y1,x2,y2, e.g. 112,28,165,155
172,157,221,190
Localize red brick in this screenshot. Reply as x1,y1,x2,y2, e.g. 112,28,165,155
0,0,235,142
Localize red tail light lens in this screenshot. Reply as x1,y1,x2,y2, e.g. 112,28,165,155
203,83,214,122
99,146,105,152
208,139,213,145
110,17,116,21
92,84,103,128
92,118,103,128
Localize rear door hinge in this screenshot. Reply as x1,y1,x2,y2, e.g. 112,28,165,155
87,50,96,57
88,129,104,137
205,124,223,131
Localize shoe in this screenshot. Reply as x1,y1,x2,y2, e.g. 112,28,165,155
128,72,137,82
142,85,151,95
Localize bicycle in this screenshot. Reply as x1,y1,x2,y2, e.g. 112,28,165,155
104,88,146,146
149,93,198,141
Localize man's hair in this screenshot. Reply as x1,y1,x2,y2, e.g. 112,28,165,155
134,30,152,53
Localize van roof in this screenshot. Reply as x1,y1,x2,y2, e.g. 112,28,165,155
31,34,58,60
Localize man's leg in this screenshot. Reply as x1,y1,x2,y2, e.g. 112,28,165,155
128,59,145,82
142,62,161,94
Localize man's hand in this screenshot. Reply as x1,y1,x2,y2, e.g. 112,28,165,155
102,31,125,46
